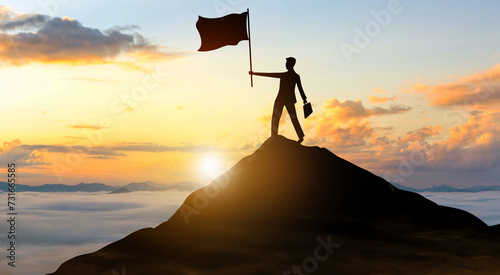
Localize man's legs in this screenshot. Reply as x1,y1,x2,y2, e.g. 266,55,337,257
271,101,285,136
285,103,305,140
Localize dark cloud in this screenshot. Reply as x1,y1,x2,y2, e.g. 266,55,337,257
110,142,224,153
19,144,126,159
398,125,443,145
0,14,49,31
14,142,225,163
89,155,118,160
0,5,49,31
104,24,141,33
321,98,412,123
0,6,173,66
371,105,412,116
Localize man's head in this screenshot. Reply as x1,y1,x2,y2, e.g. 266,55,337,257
286,57,296,70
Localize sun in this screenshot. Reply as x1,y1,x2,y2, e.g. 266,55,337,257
199,155,225,180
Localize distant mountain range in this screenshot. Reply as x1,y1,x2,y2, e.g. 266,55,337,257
0,180,203,193
392,182,500,193
2,180,498,194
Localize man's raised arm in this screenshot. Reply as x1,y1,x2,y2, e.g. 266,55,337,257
249,71,284,78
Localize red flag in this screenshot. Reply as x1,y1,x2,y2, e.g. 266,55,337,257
196,12,249,52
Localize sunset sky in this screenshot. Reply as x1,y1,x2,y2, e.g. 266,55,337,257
1,0,500,188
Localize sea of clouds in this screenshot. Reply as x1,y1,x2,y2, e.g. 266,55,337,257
0,190,499,275
0,191,191,275
420,191,500,226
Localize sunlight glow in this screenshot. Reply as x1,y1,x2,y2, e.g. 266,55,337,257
199,155,225,181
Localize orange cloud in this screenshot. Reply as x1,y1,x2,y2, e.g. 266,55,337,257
411,64,500,110
410,83,429,93
316,118,374,147
442,111,499,149
306,94,500,177
379,111,500,173
372,88,387,94
0,139,47,166
368,96,398,103
418,111,500,171
399,125,443,144
310,98,412,148
2,139,21,150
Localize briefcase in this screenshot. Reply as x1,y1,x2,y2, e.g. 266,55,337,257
303,102,313,119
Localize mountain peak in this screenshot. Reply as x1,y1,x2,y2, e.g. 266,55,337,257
163,135,432,226
50,135,498,275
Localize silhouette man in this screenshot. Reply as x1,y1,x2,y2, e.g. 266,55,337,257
250,57,307,143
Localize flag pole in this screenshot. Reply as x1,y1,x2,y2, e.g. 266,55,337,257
247,8,253,87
